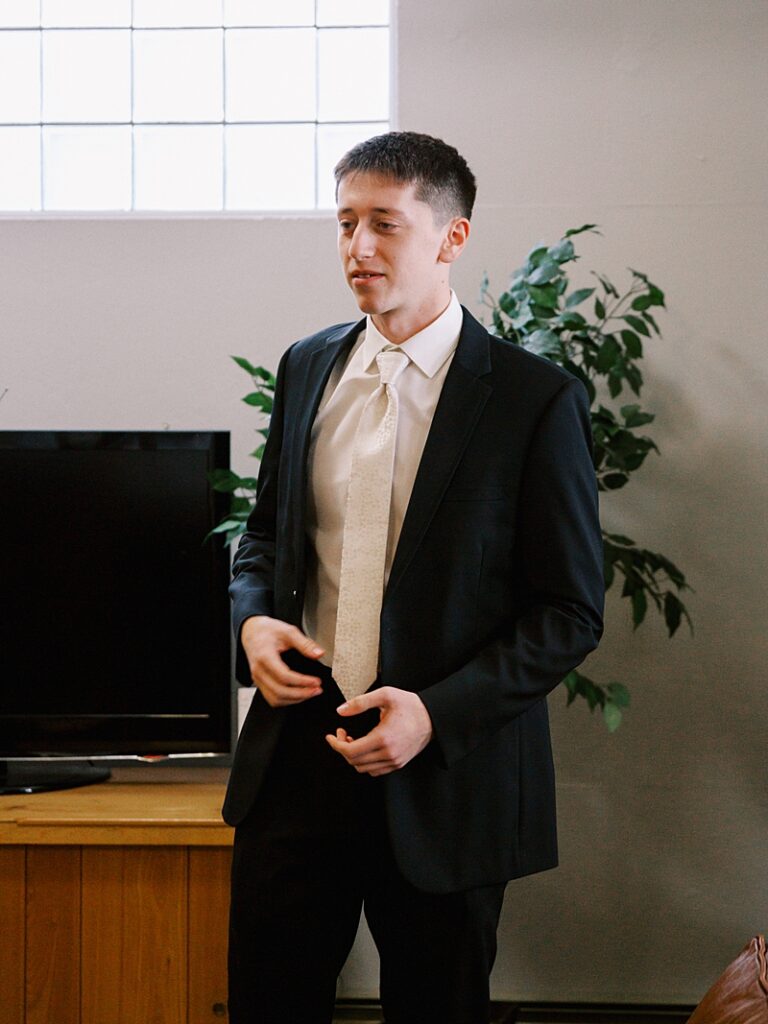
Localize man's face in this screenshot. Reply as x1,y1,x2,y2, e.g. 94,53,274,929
336,171,456,339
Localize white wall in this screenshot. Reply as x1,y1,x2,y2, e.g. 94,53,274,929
2,0,766,1004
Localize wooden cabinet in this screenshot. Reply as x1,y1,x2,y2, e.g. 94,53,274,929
0,782,232,1024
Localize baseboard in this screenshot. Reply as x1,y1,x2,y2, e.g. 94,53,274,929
500,1004,695,1022
332,1000,696,1023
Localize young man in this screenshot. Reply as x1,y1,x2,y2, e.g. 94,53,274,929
224,131,604,1024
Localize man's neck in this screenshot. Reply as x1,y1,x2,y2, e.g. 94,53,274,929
371,290,453,346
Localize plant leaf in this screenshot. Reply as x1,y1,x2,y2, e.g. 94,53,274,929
565,287,595,309
562,670,579,706
231,355,259,375
593,272,619,298
621,330,643,359
209,468,241,492
228,494,250,512
643,311,660,334
606,682,631,708
527,283,559,306
664,592,684,636
546,238,576,262
526,245,549,268
632,588,648,628
604,532,636,546
563,223,600,238
242,391,272,410
528,259,561,285
524,329,561,356
603,703,622,732
596,336,620,372
623,314,650,337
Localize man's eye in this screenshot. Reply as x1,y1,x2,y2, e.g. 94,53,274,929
338,220,354,231
378,222,395,230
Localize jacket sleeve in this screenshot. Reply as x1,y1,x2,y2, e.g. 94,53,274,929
228,344,292,685
418,377,605,768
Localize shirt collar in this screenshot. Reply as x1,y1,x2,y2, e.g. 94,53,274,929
361,290,463,379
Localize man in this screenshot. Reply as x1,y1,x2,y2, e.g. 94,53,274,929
224,131,604,1024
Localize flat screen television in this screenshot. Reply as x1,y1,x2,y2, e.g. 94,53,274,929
0,430,233,793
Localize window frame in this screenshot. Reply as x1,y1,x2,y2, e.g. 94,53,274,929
0,2,396,219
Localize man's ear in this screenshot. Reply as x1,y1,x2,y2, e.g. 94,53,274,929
438,217,471,264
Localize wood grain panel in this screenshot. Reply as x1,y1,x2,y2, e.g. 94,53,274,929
188,847,232,1023
26,846,81,1024
80,846,127,1023
0,846,26,1024
0,782,231,847
81,846,187,1024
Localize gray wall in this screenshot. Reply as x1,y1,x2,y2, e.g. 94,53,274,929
2,0,766,1004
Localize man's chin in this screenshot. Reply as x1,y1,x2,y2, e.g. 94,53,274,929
350,294,386,316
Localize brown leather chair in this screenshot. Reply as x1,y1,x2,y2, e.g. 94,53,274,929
687,935,768,1023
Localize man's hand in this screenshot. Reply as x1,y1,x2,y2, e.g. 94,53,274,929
325,687,434,776
241,615,325,707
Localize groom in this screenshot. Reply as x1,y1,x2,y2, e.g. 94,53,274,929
224,131,604,1023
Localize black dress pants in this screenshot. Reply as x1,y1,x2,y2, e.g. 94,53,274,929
228,657,506,1024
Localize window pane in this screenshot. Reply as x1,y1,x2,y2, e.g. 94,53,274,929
318,28,388,122
224,0,314,27
41,1,131,28
43,125,131,209
226,123,314,210
316,0,389,26
317,122,387,208
133,0,222,28
133,29,223,122
135,125,223,210
42,30,131,123
225,28,315,122
0,126,40,208
0,1,40,28
0,30,40,123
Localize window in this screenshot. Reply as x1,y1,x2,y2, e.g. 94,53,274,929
0,0,390,212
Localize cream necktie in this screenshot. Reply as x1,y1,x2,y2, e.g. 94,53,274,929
332,344,410,700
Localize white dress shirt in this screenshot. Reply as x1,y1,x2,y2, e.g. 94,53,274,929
302,290,464,668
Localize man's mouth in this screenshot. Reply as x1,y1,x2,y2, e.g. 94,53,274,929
351,271,385,283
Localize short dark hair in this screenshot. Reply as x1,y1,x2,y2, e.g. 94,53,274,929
333,131,477,222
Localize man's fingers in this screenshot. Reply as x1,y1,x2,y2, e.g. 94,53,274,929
325,730,384,760
325,734,394,774
336,687,390,716
240,616,329,707
325,732,374,757
288,625,325,660
258,677,322,707
252,654,324,706
333,732,382,759
253,647,322,687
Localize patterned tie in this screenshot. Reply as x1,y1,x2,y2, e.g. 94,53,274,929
332,344,410,700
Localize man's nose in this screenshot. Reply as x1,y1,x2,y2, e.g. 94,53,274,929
348,224,375,261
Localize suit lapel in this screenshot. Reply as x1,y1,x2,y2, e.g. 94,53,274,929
385,308,493,599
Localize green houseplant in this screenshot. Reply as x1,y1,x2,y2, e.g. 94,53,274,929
480,224,692,728
207,358,276,545
211,224,692,729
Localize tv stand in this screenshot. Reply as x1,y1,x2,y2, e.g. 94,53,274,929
0,779,231,1023
0,760,111,795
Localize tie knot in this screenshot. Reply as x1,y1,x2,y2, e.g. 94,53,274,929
376,345,409,386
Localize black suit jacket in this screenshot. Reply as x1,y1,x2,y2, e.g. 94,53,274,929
222,306,604,894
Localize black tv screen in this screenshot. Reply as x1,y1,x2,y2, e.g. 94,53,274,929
0,430,232,765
